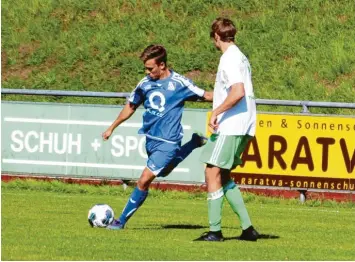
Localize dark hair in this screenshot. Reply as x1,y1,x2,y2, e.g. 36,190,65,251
140,45,167,65
210,17,237,42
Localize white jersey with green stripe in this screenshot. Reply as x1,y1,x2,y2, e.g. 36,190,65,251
213,44,256,136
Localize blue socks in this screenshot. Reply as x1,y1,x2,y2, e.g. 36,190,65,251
119,187,148,225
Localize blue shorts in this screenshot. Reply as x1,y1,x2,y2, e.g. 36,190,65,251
145,138,181,177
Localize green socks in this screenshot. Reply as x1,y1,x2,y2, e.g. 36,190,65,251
207,181,252,232
223,180,252,230
207,188,224,232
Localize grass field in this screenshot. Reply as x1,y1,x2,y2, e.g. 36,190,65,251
1,179,355,261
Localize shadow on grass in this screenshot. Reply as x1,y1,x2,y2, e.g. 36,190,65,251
224,234,280,241
130,224,207,230
135,224,268,230
161,224,205,229
125,225,280,241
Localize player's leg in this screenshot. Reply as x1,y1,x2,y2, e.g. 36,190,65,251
194,163,225,242
223,172,259,241
174,132,207,163
159,132,207,177
221,135,259,241
107,168,155,230
221,170,252,229
195,134,228,241
108,138,180,230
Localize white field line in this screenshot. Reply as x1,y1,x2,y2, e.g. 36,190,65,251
4,117,191,130
2,159,189,173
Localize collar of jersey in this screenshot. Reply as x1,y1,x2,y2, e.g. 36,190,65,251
148,69,174,84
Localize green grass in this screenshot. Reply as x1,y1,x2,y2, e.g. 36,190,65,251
2,0,355,114
2,179,355,260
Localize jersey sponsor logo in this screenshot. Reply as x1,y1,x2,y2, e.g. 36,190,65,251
148,91,166,112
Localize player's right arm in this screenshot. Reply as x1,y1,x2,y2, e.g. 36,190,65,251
209,83,245,131
102,79,146,140
209,57,246,131
102,102,138,140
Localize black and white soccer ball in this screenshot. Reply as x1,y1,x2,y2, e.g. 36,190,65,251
88,204,114,228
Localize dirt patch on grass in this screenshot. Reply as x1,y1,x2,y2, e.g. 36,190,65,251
69,60,85,77
315,71,355,91
219,8,239,18
1,41,46,81
89,10,99,18
185,70,215,83
2,51,8,73
109,68,121,77
1,50,33,81
18,42,41,58
2,52,57,82
337,15,348,23
185,70,201,79
4,66,33,80
2,59,57,82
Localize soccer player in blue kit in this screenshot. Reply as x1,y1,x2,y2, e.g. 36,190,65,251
102,44,213,230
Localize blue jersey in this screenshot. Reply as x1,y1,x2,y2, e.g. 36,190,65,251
128,70,205,143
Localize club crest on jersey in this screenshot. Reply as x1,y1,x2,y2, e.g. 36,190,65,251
144,84,152,90
167,81,176,91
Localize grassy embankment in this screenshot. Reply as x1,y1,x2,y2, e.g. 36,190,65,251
2,0,355,114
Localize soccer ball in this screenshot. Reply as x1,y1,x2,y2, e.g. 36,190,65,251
88,204,115,228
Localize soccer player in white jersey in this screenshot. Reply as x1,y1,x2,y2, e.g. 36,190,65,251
102,44,213,230
194,18,259,241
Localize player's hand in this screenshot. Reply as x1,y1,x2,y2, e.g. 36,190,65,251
102,129,113,141
208,112,218,133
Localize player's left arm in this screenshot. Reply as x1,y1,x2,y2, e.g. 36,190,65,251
184,84,214,102
178,74,213,101
187,88,213,102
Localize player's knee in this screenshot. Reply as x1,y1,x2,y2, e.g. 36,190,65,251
137,170,155,190
205,170,221,188
137,179,150,191
205,165,220,178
